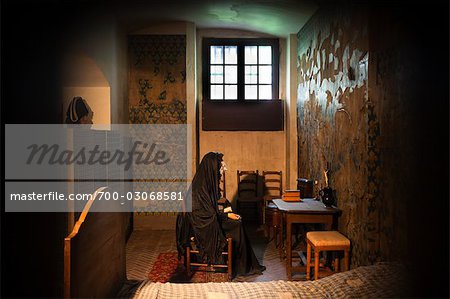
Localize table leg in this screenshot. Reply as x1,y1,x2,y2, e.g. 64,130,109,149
279,212,284,260
306,242,311,280
324,216,333,269
344,249,349,271
286,217,292,280
334,256,339,272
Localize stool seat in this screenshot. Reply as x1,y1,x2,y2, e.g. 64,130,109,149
306,231,350,281
307,231,350,247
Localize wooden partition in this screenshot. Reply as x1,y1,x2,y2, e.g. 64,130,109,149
64,187,128,298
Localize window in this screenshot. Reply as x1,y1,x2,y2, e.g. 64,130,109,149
203,38,279,101
202,38,283,131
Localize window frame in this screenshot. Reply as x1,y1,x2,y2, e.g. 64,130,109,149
202,38,280,102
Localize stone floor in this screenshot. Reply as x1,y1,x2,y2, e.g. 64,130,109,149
125,224,299,282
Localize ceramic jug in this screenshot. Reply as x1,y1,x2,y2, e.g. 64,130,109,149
319,187,335,207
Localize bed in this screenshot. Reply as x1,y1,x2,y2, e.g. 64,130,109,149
123,262,407,298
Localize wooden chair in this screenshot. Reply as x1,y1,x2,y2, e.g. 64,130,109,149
262,171,282,245
186,237,233,281
306,231,350,280
236,170,261,223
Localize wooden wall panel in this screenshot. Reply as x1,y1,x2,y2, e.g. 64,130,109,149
68,211,128,298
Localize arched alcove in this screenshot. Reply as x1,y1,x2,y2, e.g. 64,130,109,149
62,52,111,125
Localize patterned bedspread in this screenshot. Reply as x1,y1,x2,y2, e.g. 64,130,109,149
127,263,407,299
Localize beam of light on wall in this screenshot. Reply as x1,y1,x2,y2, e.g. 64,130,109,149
62,52,111,129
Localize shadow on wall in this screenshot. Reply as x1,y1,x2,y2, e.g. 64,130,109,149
230,172,284,224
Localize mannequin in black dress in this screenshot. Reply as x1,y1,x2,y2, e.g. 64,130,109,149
176,152,265,277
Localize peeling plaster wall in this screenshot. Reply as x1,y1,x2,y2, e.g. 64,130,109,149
297,8,375,267
297,6,448,284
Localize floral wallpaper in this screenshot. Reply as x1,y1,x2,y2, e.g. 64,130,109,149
128,35,187,216
128,35,187,124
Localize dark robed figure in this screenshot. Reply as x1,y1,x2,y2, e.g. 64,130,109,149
176,152,265,277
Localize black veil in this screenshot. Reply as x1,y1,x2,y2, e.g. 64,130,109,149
176,152,227,264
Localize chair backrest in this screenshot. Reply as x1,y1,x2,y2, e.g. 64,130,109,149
262,171,282,200
237,170,258,198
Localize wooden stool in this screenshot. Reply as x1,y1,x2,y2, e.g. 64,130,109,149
306,231,350,280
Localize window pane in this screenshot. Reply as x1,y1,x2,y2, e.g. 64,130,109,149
211,46,223,64
211,85,223,99
259,46,272,64
224,66,237,84
210,65,223,83
259,85,272,99
245,46,257,64
225,85,237,100
259,66,272,84
224,46,237,64
245,66,257,84
245,85,257,99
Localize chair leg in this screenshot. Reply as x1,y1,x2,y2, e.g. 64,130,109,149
262,205,266,225
306,243,311,280
256,202,260,224
272,225,279,248
314,250,320,280
265,223,270,240
186,247,191,276
227,238,232,281
264,211,270,239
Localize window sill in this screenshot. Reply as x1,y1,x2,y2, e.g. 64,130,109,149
202,99,284,131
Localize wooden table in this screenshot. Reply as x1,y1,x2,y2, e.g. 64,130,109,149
273,198,342,280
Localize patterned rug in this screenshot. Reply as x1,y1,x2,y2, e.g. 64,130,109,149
148,252,228,283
